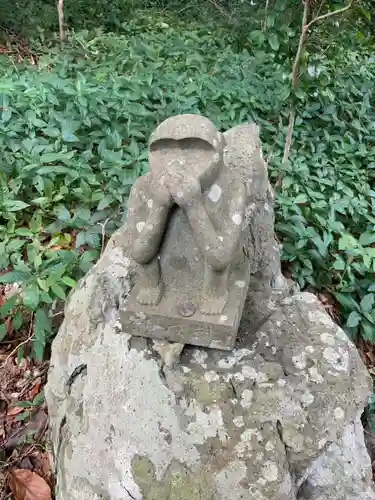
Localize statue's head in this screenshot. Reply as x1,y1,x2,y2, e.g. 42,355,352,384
148,114,225,187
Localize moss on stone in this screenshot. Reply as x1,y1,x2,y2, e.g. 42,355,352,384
132,456,219,500
187,374,231,406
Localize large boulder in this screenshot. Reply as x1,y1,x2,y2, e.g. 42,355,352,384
45,238,374,499
45,122,374,499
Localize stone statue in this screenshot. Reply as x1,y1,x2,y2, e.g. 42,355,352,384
129,114,246,315
122,114,253,350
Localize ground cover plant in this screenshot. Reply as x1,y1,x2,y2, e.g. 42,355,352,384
0,7,374,357
0,0,375,496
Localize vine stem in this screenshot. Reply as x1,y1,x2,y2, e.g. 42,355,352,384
57,0,65,45
281,0,354,167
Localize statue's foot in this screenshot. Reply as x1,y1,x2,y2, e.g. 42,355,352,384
136,282,163,306
200,291,228,315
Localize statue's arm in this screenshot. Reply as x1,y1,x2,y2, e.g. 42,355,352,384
129,174,172,265
185,183,246,271
131,205,170,264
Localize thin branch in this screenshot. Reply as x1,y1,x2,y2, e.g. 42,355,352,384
315,0,325,19
291,0,310,90
50,310,64,318
99,218,110,255
307,0,354,29
282,0,309,165
263,0,270,31
57,0,65,45
282,0,354,165
208,0,232,20
282,107,296,166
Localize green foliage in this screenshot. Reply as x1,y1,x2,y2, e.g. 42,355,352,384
0,16,290,359
364,392,375,434
273,46,375,341
0,5,374,358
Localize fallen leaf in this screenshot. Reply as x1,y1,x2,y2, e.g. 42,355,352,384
9,469,52,500
32,450,54,489
18,457,34,471
7,406,26,417
5,316,12,335
28,381,41,399
364,351,375,366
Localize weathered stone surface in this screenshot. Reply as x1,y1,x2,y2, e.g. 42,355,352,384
45,120,374,499
298,416,375,500
45,230,374,499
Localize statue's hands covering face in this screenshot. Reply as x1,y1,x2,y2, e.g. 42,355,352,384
151,173,173,209
165,160,201,208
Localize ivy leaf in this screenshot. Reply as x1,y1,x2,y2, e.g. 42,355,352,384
3,200,30,212
0,324,7,341
32,334,45,361
361,320,375,342
85,231,101,249
40,151,75,164
128,139,140,158
7,239,26,252
0,296,17,317
35,308,51,333
14,345,24,367
346,311,362,328
0,271,30,284
332,257,345,270
23,285,40,311
359,232,375,246
62,132,79,142
50,283,66,300
266,12,276,28
75,231,86,248
97,195,113,210
12,311,23,331
338,234,358,251
334,292,360,312
32,391,45,406
360,294,375,313
294,193,309,204
41,127,60,138
15,228,33,237
61,276,76,288
268,33,279,51
15,410,32,421
55,205,71,221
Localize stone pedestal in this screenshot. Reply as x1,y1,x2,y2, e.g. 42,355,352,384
121,207,251,350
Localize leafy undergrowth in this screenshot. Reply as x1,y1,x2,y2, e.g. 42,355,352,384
0,5,375,495
0,286,53,500
0,14,294,362
0,13,373,355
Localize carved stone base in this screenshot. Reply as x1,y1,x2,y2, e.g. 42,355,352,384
121,206,250,350
121,263,250,350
